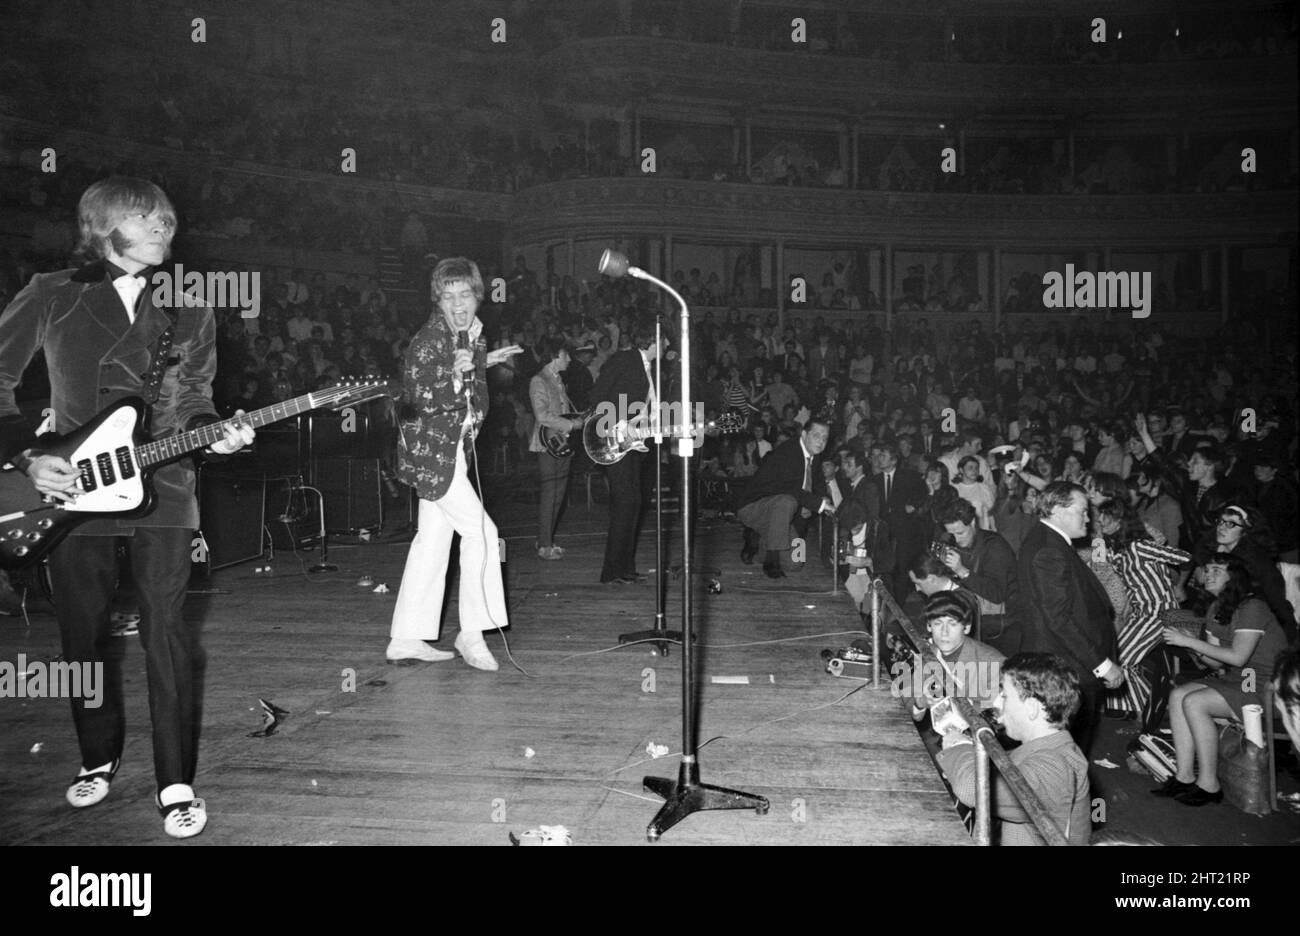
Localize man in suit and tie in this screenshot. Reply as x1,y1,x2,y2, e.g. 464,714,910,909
917,418,938,456
872,441,928,602
806,332,841,383
1017,481,1123,756
778,340,802,377
835,448,880,536
838,449,895,609
738,418,834,578
0,178,255,838
590,318,663,584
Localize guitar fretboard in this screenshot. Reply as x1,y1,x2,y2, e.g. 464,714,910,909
134,385,383,469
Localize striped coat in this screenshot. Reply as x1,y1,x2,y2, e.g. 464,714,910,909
1106,538,1191,712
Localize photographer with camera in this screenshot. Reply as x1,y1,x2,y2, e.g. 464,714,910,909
936,498,1023,656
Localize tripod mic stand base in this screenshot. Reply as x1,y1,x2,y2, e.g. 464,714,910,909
643,761,769,841
308,564,338,574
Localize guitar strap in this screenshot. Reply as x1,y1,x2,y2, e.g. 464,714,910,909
139,317,177,406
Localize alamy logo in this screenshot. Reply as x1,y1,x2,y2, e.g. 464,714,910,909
0,654,103,708
50,867,151,916
592,397,707,445
1042,265,1151,318
890,658,1001,702
149,263,261,318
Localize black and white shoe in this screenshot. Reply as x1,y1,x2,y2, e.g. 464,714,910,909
66,758,121,808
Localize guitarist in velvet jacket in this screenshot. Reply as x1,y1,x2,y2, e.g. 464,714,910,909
0,177,254,839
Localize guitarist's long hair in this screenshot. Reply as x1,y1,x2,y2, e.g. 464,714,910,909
75,176,177,263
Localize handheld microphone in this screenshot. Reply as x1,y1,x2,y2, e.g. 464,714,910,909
457,329,475,403
457,328,475,376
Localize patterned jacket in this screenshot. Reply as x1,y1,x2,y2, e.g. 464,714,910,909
395,312,488,501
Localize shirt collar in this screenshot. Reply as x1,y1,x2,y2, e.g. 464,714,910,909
1042,518,1073,543
104,259,152,283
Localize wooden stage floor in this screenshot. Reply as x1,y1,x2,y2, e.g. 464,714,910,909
0,499,968,846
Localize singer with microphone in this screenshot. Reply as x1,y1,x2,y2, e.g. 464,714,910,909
385,257,522,671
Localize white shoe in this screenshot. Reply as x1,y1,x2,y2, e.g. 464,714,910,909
66,758,120,808
454,633,499,671
157,786,207,839
386,638,455,664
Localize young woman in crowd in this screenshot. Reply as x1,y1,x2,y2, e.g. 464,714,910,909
1154,554,1290,806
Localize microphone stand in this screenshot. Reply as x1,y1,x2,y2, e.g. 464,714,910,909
618,313,681,656
599,250,769,840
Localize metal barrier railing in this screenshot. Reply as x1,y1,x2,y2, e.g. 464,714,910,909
864,576,1071,847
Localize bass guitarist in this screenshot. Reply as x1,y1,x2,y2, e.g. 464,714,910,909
0,177,254,839
529,336,583,559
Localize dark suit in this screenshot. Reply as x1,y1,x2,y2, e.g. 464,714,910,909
590,348,653,581
1256,475,1298,555
806,343,842,383
1018,519,1116,754
737,437,826,559
873,466,928,600
562,359,595,412
959,528,1022,656
837,474,894,575
0,260,221,789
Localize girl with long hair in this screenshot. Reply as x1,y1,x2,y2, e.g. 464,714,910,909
1154,554,1290,805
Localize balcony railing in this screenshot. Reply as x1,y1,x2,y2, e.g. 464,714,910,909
509,177,1298,248
548,37,1298,111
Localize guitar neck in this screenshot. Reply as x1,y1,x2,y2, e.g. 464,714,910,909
134,387,372,469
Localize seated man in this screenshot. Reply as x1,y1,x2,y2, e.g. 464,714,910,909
936,652,1092,846
899,593,1006,724
937,498,1023,655
737,418,834,579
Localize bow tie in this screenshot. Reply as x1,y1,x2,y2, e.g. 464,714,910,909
113,274,147,298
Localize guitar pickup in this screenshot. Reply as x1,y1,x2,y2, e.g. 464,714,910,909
115,447,135,479
96,452,116,485
76,459,97,491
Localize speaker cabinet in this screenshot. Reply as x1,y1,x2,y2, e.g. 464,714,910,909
197,470,266,569
306,403,386,459
312,457,383,533
253,417,308,477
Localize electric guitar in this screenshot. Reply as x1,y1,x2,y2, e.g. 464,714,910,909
540,411,588,458
0,378,395,570
583,410,747,466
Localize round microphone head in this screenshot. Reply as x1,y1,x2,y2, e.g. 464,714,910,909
598,249,629,278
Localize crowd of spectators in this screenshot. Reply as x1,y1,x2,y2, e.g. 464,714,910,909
4,22,1292,227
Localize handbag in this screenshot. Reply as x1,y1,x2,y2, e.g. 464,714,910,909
1217,722,1271,816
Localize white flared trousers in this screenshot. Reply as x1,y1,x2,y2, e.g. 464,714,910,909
390,445,508,641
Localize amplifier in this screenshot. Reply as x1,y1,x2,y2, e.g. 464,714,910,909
197,470,266,570
313,457,383,533
252,417,308,477
306,402,388,459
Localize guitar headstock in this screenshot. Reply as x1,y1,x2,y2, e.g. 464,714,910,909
316,377,399,410
704,411,748,436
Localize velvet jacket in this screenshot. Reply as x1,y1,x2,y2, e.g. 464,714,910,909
395,311,488,501
0,261,220,532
